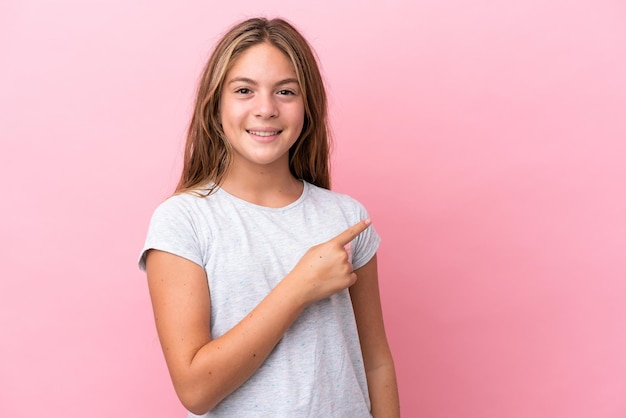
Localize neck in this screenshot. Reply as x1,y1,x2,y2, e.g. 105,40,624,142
220,157,303,208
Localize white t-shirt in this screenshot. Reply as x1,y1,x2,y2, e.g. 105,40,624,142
140,181,380,417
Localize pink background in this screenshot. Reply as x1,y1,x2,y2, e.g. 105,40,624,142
2,0,625,416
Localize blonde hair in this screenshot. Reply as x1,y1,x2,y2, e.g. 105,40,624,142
176,17,331,195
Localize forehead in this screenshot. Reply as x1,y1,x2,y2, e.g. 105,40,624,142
226,42,297,81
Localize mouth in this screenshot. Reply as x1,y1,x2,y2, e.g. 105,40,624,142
247,129,282,137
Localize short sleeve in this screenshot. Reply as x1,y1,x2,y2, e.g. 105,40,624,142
138,196,205,271
350,200,381,270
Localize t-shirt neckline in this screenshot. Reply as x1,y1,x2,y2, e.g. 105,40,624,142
215,180,309,212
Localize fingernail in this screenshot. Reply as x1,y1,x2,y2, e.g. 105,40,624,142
364,218,372,225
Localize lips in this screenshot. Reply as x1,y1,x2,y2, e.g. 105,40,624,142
247,129,282,137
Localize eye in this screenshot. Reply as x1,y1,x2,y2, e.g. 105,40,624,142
235,88,252,94
277,89,296,96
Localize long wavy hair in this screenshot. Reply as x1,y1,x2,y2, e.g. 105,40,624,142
175,17,331,195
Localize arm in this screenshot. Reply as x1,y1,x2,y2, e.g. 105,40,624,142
351,254,400,417
145,220,372,415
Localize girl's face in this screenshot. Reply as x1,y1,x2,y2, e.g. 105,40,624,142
220,42,305,172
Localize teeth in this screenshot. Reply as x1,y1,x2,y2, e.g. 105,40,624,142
248,130,280,137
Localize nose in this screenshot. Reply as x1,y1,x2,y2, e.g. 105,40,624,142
254,92,278,119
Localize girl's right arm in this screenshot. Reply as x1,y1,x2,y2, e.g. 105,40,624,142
145,219,371,415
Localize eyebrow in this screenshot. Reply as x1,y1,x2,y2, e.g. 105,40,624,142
227,77,300,86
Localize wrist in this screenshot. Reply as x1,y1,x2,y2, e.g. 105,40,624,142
276,272,310,312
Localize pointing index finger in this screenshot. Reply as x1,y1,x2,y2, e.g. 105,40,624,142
332,219,372,246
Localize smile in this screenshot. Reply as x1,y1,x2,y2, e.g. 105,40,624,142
247,130,282,137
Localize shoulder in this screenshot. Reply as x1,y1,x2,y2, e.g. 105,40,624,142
146,189,226,248
304,182,370,217
139,190,219,271
303,183,380,269
151,188,221,220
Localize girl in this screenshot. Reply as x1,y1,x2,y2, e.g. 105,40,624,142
139,17,399,417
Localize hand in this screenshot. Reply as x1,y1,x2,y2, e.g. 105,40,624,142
286,219,372,305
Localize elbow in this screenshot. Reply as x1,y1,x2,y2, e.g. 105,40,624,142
186,405,211,417
179,395,211,416
171,363,227,414
177,386,221,416
186,406,208,416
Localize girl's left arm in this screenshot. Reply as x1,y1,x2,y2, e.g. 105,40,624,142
350,254,400,418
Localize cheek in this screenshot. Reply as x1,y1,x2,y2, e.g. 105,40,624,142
219,106,238,141
220,112,241,135
299,107,305,126
294,102,305,131
218,97,242,126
